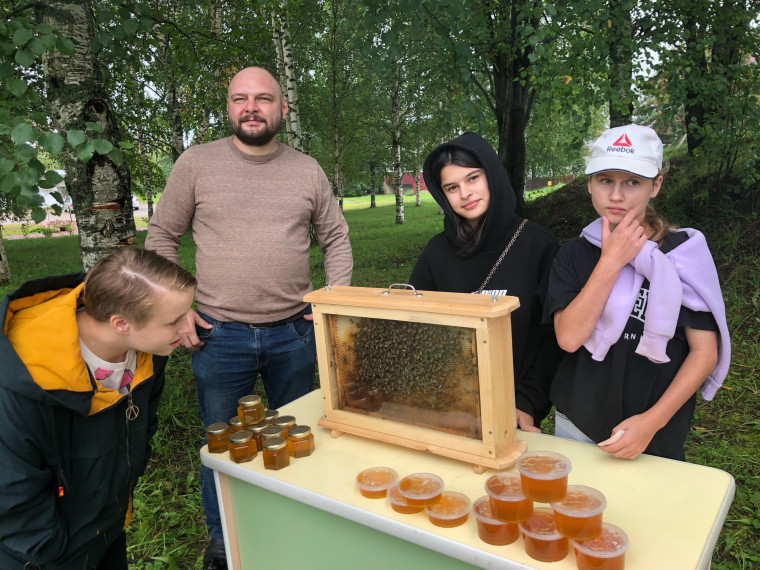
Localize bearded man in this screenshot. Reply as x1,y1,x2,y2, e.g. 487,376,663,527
145,66,353,570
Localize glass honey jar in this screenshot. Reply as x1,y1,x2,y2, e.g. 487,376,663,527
273,414,296,437
248,420,270,452
264,409,279,425
228,430,257,463
286,425,315,458
262,437,290,470
261,425,284,442
206,422,230,453
228,415,246,434
237,394,265,426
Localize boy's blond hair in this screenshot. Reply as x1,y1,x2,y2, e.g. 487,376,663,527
82,248,196,326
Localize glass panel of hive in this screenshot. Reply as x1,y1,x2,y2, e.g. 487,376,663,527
329,314,482,440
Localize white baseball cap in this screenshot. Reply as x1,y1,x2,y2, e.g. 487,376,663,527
585,124,663,178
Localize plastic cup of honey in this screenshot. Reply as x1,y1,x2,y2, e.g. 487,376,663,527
387,481,423,514
572,522,629,570
398,472,444,508
472,495,520,545
515,450,572,503
356,467,398,499
519,507,569,563
551,485,607,540
424,491,471,528
484,471,534,523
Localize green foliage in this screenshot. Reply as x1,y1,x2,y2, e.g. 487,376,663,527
0,5,128,222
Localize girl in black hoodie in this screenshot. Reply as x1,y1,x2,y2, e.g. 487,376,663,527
410,132,562,430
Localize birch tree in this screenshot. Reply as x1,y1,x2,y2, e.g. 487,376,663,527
38,0,136,270
272,1,303,151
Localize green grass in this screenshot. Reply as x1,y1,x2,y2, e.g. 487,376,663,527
1,192,758,569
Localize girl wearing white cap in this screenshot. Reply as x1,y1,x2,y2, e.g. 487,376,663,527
543,124,730,460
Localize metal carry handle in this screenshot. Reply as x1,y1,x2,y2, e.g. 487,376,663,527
382,283,422,297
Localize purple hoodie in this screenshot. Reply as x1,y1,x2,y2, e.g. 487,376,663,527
580,218,730,400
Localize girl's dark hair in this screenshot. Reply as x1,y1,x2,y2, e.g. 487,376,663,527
430,147,487,257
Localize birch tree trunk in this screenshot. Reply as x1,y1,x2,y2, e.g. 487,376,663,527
415,169,421,207
38,0,136,271
272,11,293,146
272,3,303,152
0,234,10,284
369,161,377,209
166,75,185,162
391,77,404,224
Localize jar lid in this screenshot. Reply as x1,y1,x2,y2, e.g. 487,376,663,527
551,485,606,517
262,436,287,451
288,425,311,439
206,422,229,435
519,507,563,539
516,450,572,480
229,430,253,444
238,394,262,406
264,409,279,421
228,416,244,427
248,420,270,433
274,414,296,426
261,426,284,439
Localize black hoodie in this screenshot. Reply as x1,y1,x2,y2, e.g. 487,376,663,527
410,132,562,423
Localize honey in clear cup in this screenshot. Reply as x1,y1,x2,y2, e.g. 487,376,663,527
572,522,629,570
473,496,520,546
485,472,534,523
356,467,398,499
387,482,423,514
519,507,569,563
551,485,607,540
398,473,444,508
424,491,470,528
516,450,572,503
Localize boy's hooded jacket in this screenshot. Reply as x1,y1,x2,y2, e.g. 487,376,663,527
409,132,562,422
0,273,167,569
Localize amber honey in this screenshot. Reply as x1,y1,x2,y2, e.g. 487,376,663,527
262,437,290,470
425,491,470,528
516,451,571,503
237,394,265,425
552,485,606,540
398,473,444,507
386,482,423,514
572,522,629,570
206,422,229,453
264,409,279,425
519,507,569,563
356,467,398,499
248,420,270,452
484,472,533,523
286,425,315,458
472,496,519,546
228,431,257,463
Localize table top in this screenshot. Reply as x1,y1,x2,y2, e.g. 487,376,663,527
201,390,734,570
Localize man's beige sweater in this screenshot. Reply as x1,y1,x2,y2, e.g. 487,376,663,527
145,137,352,323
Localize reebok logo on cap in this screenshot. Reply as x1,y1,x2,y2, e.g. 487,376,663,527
612,134,632,147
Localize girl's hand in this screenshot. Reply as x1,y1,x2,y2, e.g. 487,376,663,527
598,413,659,459
599,211,649,270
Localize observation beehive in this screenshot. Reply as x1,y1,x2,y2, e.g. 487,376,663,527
303,285,526,472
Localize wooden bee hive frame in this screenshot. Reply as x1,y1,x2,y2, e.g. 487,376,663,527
304,285,527,472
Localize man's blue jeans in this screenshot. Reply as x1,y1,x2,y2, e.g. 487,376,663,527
193,310,317,540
